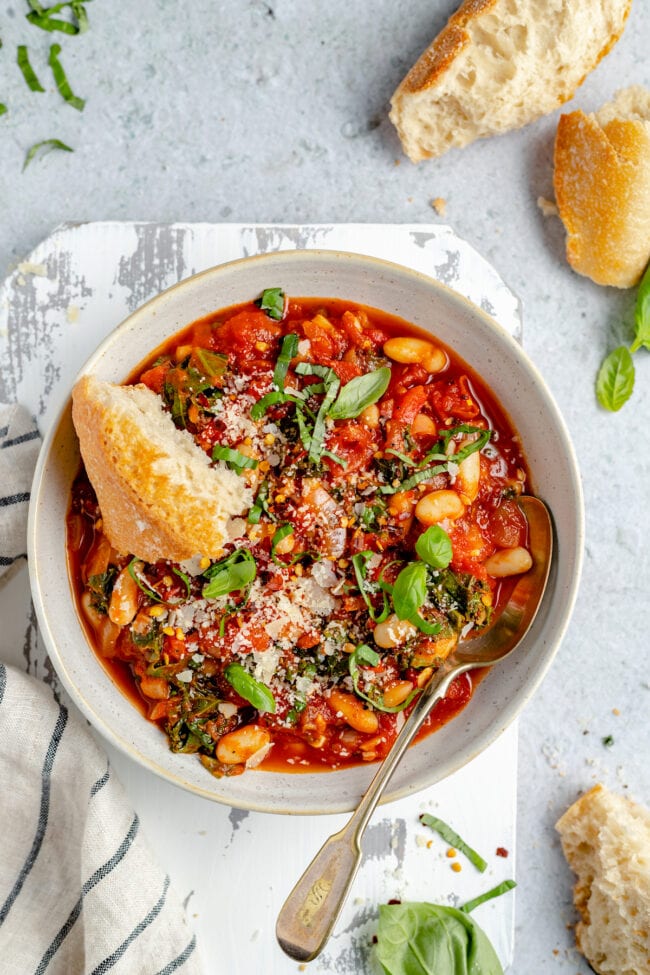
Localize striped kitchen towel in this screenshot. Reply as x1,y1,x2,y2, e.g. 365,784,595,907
0,664,203,975
0,404,41,579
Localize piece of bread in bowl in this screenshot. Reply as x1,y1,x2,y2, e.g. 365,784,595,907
556,783,650,975
554,86,650,288
389,0,631,163
71,375,251,563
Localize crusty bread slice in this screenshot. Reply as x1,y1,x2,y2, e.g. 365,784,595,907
389,0,631,163
554,86,650,288
71,375,252,563
556,784,650,975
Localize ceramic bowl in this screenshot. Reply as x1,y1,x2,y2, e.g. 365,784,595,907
28,250,584,814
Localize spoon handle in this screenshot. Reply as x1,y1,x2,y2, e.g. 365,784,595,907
275,660,467,962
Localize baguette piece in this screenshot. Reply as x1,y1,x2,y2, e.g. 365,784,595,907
554,86,650,288
71,375,252,563
556,784,650,975
389,0,631,163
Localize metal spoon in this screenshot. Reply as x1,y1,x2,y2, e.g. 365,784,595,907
276,496,553,963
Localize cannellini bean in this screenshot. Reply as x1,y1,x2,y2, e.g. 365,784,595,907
329,690,379,734
415,490,465,525
139,675,169,700
216,725,271,765
456,449,481,504
382,680,414,708
175,343,193,362
388,491,415,518
81,593,120,657
108,566,140,626
373,614,417,649
484,547,533,578
360,403,380,428
383,337,446,373
411,413,437,437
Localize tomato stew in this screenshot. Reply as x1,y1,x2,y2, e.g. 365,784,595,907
67,292,530,779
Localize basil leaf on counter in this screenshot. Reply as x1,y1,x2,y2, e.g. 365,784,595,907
0,104,7,117
202,549,257,599
596,346,635,412
461,880,516,915
224,662,276,714
420,813,487,872
376,901,503,975
212,444,259,473
392,561,427,621
23,137,73,170
630,262,650,354
17,45,45,91
415,525,452,569
48,43,85,110
328,366,390,420
255,287,286,321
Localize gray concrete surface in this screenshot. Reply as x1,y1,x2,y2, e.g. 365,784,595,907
1,1,649,972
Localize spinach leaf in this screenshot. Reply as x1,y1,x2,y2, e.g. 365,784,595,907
328,366,390,420
392,561,427,621
630,262,650,354
415,526,452,569
202,549,257,599
376,902,503,975
255,287,286,321
596,346,635,412
224,662,276,713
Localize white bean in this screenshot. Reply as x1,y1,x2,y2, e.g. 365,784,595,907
108,566,140,626
329,690,379,734
383,337,446,373
415,490,465,525
373,614,417,649
216,725,271,765
484,547,533,577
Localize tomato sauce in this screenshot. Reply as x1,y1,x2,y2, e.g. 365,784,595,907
67,293,529,779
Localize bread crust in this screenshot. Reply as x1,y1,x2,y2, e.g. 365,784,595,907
554,98,650,288
390,0,632,162
72,376,249,563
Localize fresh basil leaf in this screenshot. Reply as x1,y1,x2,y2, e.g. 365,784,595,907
26,1,91,34
270,523,305,566
356,643,380,666
172,567,191,600
409,613,441,636
250,388,304,421
461,880,516,915
0,104,7,117
392,561,427,621
596,346,635,412
328,366,390,420
348,645,419,713
420,813,487,872
212,444,259,473
376,901,504,975
192,348,228,379
27,12,79,32
23,137,73,170
128,558,164,603
351,551,390,623
273,332,299,387
255,287,285,321
415,526,452,569
202,549,256,599
309,375,340,464
247,480,275,524
630,262,650,354
224,662,276,714
452,429,491,464
17,45,45,91
48,43,85,110
380,462,448,495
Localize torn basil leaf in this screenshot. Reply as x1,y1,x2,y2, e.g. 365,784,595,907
202,549,256,599
17,45,45,91
596,346,635,412
255,287,285,321
48,43,85,110
328,366,390,420
23,137,73,170
415,525,452,569
224,662,276,714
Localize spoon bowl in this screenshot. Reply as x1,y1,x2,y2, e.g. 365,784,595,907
276,496,553,962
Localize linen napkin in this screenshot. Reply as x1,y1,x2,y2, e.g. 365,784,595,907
0,405,203,974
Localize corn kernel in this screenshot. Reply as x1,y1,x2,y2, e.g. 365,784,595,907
446,848,456,858
255,341,269,352
275,493,286,503
259,460,270,473
451,862,462,873
162,627,174,637
175,628,185,641
294,564,304,577
163,575,173,586
264,433,276,445
340,517,349,528
337,558,350,569
148,606,165,618
243,436,253,446
199,556,211,570
343,642,356,654
95,518,103,531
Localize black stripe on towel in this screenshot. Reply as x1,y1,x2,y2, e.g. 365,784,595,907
0,554,26,566
0,425,8,440
0,665,6,707
90,763,110,796
1,429,40,449
89,875,171,975
35,814,140,974
0,492,30,508
0,705,68,925
155,934,198,975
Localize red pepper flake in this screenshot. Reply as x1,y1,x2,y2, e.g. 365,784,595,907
496,847,509,858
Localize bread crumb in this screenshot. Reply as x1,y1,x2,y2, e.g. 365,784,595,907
431,197,447,217
537,196,558,218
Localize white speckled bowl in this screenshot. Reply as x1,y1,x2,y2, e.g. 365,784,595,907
28,250,584,814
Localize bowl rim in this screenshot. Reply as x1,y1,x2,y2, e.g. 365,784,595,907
27,247,585,814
